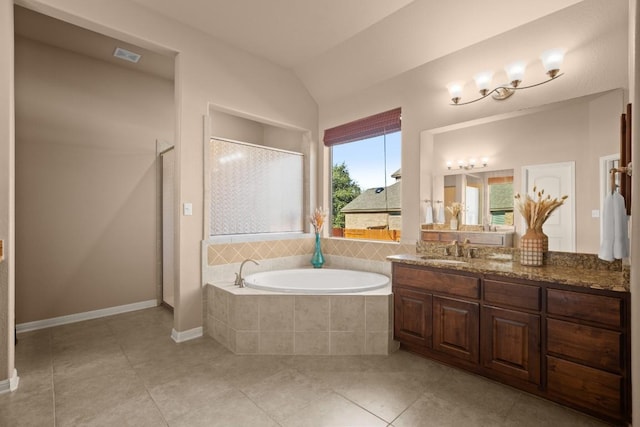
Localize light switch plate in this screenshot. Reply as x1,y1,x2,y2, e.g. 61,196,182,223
592,209,600,218
183,203,193,216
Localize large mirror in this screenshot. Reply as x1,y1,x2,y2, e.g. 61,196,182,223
424,89,625,254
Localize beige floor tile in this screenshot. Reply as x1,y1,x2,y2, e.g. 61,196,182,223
392,391,505,427
241,368,331,422
0,387,54,427
148,363,235,422
505,392,610,426
280,392,388,427
429,368,519,418
213,353,292,389
169,389,278,427
6,307,618,427
329,371,426,423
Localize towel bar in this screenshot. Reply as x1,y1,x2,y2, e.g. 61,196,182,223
609,162,633,194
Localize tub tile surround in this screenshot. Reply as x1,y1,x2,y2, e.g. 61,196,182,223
206,283,396,356
203,237,413,355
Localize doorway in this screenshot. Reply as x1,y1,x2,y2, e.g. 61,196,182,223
522,161,576,252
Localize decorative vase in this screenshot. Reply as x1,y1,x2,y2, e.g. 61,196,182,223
450,218,459,230
520,228,547,266
310,232,325,268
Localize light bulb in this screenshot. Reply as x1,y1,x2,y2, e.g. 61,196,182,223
540,48,565,78
473,71,493,96
505,61,526,87
447,82,464,104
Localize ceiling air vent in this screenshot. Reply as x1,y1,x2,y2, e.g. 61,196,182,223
113,47,141,63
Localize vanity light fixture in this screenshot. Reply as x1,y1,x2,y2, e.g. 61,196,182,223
447,157,489,170
447,48,565,106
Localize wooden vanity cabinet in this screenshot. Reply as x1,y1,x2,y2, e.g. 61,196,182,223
546,288,629,422
391,263,631,424
481,279,542,386
392,263,480,368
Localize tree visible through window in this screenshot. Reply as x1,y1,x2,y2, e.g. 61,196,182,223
324,108,402,241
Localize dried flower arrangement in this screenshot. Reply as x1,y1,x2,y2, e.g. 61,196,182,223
514,186,568,230
310,207,327,233
446,202,463,219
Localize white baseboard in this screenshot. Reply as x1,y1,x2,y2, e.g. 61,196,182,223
0,369,19,394
16,299,158,333
171,326,203,343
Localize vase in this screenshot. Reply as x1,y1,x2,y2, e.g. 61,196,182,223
310,232,325,268
450,218,458,230
520,227,547,266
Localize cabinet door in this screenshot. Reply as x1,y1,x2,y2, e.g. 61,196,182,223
394,287,432,348
482,306,541,384
433,296,479,363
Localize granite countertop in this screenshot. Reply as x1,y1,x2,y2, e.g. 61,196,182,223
387,253,629,293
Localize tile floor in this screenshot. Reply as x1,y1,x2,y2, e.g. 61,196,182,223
1,307,609,426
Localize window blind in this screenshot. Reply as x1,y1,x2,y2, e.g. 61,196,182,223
323,107,401,146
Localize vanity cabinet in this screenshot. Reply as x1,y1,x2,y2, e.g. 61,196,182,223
433,296,479,363
481,279,541,385
393,264,480,368
546,289,628,421
391,263,630,424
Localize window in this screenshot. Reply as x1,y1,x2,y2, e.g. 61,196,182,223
324,108,402,241
209,138,303,236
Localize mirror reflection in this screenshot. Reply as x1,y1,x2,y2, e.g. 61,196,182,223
443,169,514,229
424,89,625,254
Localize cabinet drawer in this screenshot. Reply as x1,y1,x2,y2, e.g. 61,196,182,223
547,289,622,328
547,318,621,373
484,280,540,311
393,264,479,298
547,356,623,420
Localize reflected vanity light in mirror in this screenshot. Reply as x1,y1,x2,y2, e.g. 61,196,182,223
447,157,489,170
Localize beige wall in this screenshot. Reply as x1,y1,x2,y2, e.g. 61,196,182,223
6,0,318,344
318,2,628,245
0,0,14,384
431,90,623,254
14,36,174,322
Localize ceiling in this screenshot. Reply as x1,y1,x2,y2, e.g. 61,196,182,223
15,0,599,103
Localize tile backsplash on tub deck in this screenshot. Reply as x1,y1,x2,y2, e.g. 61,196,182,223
207,237,415,266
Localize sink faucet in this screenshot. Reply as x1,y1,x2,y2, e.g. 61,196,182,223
449,240,463,257
235,259,259,287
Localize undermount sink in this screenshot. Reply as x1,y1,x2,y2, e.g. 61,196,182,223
420,257,468,265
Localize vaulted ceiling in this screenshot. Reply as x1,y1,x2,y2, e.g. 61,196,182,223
16,0,625,106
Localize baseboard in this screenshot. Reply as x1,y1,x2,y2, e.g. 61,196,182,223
171,326,203,343
16,299,158,333
0,369,19,394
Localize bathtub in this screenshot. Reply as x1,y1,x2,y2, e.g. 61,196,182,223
243,268,389,294
206,268,396,356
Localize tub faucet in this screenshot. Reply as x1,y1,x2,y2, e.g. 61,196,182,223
235,259,259,287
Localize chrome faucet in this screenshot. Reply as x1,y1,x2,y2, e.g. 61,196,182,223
235,259,259,287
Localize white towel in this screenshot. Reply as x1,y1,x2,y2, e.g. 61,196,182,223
425,203,433,224
437,205,445,224
612,192,629,259
598,192,629,261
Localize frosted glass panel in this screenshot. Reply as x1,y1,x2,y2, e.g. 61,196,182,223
210,138,303,236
